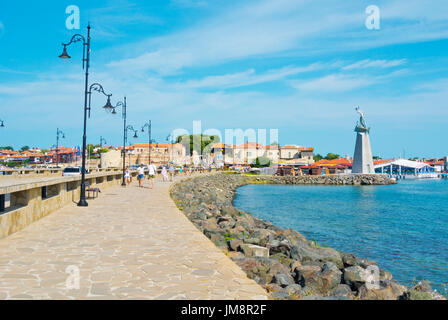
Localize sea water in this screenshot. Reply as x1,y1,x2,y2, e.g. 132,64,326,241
234,179,448,293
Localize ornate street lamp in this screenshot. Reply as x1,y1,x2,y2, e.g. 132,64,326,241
60,24,114,206
141,120,152,164
110,98,138,187
110,97,135,186
55,128,65,168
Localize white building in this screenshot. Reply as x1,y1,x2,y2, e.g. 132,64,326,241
374,159,438,179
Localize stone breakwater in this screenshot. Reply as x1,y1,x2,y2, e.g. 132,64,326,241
170,173,445,300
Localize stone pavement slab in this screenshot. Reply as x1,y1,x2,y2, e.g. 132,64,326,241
0,176,268,300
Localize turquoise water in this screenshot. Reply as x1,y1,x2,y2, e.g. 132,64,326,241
234,179,448,293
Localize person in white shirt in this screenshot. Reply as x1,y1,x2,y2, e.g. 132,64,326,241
161,166,168,182
124,167,131,186
137,164,145,187
147,162,157,189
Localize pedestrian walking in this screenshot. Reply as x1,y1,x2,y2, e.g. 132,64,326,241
168,163,175,181
137,164,145,187
161,166,168,182
125,167,131,186
147,162,157,189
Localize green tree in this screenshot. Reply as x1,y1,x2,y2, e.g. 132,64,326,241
325,153,340,160
373,155,382,160
20,146,30,152
87,144,94,154
176,134,220,156
251,156,272,168
0,146,14,151
314,154,323,162
7,161,18,167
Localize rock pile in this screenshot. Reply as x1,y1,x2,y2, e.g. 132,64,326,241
170,173,444,300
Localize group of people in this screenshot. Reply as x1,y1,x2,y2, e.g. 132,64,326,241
123,163,214,188
123,163,177,188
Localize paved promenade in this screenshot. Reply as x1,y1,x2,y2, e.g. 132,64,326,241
0,176,268,300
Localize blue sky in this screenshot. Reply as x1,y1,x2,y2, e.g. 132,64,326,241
0,0,447,158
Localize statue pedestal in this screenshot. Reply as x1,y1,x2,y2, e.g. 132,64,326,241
352,132,374,174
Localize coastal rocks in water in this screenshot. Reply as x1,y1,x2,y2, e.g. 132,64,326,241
228,239,243,251
343,266,367,290
357,280,407,300
320,262,343,291
170,173,441,300
341,253,358,267
290,243,343,269
240,244,270,258
329,284,354,298
268,239,292,256
404,281,447,300
293,263,342,295
273,272,295,288
234,257,290,286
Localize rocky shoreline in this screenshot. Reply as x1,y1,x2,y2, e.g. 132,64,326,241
170,173,445,300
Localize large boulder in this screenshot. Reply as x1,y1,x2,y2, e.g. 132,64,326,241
320,262,343,292
228,239,243,251
250,228,276,247
343,266,366,290
273,272,295,288
290,243,343,269
341,253,358,267
293,263,342,296
357,280,407,300
234,257,290,285
329,284,354,298
268,239,291,256
294,265,324,295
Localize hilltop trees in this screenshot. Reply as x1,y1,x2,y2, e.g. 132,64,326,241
176,134,220,156
251,156,272,168
314,153,341,161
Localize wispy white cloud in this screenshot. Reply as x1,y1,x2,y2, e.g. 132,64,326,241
343,59,407,70
85,1,163,38
292,74,376,92
106,0,448,75
181,64,322,89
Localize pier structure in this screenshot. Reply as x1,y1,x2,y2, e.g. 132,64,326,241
0,174,267,300
352,107,375,174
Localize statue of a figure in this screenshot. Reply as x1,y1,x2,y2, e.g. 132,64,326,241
355,106,369,133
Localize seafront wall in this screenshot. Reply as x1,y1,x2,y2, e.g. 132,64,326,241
171,173,445,300
0,170,125,239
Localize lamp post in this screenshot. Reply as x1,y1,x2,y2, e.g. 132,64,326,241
110,97,137,186
55,128,65,168
120,123,138,186
60,25,91,206
141,121,152,164
99,136,107,148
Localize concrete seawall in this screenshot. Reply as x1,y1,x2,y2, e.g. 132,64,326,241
0,170,124,239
